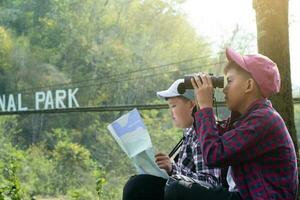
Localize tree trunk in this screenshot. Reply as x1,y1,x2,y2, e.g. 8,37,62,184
253,0,298,154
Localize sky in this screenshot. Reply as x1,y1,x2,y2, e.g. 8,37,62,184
181,0,300,87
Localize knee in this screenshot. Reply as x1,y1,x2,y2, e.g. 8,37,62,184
164,181,181,200
123,174,166,200
123,175,139,200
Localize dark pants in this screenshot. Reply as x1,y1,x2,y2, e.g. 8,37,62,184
123,174,167,200
164,179,241,200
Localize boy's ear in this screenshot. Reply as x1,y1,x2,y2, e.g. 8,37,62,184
244,78,255,94
189,100,196,110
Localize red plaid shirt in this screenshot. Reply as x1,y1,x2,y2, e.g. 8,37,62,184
195,99,298,200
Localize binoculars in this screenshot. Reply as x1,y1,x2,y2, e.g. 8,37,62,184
178,75,224,94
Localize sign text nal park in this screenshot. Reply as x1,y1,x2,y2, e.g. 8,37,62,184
0,88,80,112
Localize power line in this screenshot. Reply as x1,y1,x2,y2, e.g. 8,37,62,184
4,44,256,95
4,60,226,96
0,102,226,115
4,52,225,94
54,61,226,90
1,98,299,116
85,61,223,104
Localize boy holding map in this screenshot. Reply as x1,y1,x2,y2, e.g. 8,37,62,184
122,79,222,200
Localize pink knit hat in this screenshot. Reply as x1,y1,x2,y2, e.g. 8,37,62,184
225,48,281,98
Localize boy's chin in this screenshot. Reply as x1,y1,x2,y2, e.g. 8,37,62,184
225,101,231,108
173,121,181,128
226,103,237,112
174,122,189,129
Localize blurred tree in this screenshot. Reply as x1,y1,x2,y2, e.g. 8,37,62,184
295,104,300,143
0,27,13,70
0,159,22,200
253,0,299,154
0,27,13,92
52,141,97,194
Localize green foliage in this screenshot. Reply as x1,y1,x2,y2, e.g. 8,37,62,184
96,174,106,199
0,0,218,199
0,26,13,92
66,188,94,200
0,159,22,200
51,141,95,195
0,27,13,70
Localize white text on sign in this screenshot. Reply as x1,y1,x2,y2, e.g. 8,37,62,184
0,88,80,112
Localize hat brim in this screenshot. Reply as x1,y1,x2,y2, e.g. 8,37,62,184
226,48,248,72
156,90,180,99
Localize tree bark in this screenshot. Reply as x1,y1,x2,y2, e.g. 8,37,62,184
253,0,298,154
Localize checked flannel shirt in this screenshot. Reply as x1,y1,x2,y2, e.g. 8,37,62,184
171,126,222,187
195,98,298,200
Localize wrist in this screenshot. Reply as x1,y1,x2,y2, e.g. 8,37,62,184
198,103,213,109
168,162,176,175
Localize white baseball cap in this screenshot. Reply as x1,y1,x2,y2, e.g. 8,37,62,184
156,79,194,100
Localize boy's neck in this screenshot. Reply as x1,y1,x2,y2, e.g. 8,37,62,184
238,96,265,115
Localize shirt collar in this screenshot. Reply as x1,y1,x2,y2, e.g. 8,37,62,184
184,126,194,137
245,98,271,113
235,98,272,123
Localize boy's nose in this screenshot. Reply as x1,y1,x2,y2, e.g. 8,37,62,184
170,109,174,116
223,86,227,94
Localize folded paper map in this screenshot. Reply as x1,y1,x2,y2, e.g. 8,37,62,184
107,108,169,179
